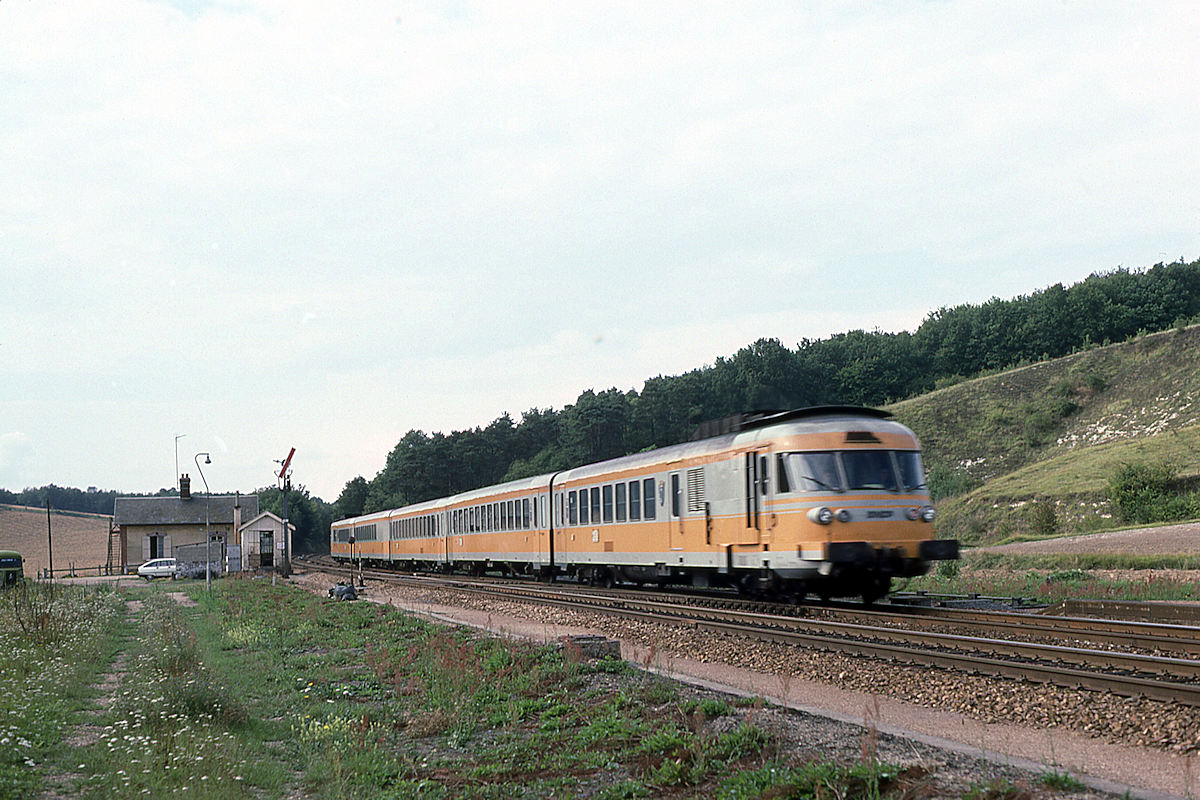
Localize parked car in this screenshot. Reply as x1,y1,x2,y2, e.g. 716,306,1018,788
137,558,177,580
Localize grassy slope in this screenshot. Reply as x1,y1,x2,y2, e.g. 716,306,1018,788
887,323,1200,544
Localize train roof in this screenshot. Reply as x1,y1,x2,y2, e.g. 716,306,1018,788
450,473,554,505
335,406,915,529
556,406,912,484
689,405,890,440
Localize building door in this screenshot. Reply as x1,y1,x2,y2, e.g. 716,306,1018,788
260,532,274,568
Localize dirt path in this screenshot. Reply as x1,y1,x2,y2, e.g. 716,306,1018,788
37,598,141,800
975,522,1200,556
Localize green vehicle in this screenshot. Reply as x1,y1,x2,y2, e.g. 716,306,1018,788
0,551,24,588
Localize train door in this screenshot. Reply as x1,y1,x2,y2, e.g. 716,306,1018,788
668,471,683,550
739,448,770,545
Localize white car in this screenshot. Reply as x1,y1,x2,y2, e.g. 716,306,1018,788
137,558,177,580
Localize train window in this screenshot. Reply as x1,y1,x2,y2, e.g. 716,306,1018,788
670,473,682,517
509,500,516,529
781,452,843,493
759,456,769,496
523,498,531,528
589,487,601,523
615,483,626,522
572,491,582,524
896,451,926,491
502,501,510,531
643,477,656,519
842,450,898,491
628,481,640,520
602,485,613,523
556,494,563,526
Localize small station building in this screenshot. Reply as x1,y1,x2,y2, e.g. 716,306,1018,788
112,475,291,574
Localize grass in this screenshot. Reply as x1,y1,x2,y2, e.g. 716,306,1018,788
0,582,124,800
3,577,911,799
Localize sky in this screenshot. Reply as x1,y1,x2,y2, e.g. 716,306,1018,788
2,1,1198,502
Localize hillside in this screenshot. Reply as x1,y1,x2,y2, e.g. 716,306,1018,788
889,323,1200,544
0,504,114,577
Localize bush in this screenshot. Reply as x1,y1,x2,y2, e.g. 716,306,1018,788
927,464,981,502
1105,462,1200,524
1028,501,1059,536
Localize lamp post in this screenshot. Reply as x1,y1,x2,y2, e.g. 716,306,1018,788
195,452,212,591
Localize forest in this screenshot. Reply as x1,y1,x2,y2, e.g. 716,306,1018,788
7,259,1199,552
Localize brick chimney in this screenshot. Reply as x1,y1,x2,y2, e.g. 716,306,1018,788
180,474,191,500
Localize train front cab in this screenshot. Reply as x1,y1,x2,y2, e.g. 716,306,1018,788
745,419,959,602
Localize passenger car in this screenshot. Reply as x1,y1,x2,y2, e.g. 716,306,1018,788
136,557,177,580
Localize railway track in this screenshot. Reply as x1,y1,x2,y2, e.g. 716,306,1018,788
300,556,1200,706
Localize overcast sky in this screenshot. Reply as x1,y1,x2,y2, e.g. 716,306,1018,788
2,1,1197,502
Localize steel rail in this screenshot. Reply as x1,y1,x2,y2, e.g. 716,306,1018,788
427,579,1200,705
804,605,1200,657
882,603,1200,649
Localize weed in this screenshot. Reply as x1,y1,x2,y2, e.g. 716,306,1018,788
963,776,1033,800
1040,769,1087,791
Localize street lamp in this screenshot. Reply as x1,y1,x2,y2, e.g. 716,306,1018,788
194,452,212,591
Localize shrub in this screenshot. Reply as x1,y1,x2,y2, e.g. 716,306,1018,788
927,464,981,502
1105,462,1197,524
1028,501,1059,536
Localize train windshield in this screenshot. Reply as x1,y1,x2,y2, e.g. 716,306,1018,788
841,450,898,491
780,452,843,492
779,450,926,494
895,451,927,491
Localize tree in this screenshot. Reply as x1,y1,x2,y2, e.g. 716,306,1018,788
334,476,369,520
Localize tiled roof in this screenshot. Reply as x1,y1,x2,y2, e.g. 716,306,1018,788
113,495,259,526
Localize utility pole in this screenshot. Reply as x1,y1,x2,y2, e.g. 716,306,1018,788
45,498,53,583
174,434,186,490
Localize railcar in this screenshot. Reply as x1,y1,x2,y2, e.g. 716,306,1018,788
332,407,958,603
0,550,24,588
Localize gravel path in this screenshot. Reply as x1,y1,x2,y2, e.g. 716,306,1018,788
294,569,1200,799
976,523,1200,555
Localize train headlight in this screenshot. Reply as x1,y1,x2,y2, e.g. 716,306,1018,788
921,505,937,523
807,507,834,525
835,508,852,523
905,507,920,521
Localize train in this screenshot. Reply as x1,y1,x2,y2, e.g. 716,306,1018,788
331,406,959,603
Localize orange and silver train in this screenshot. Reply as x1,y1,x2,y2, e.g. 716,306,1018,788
331,406,958,602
